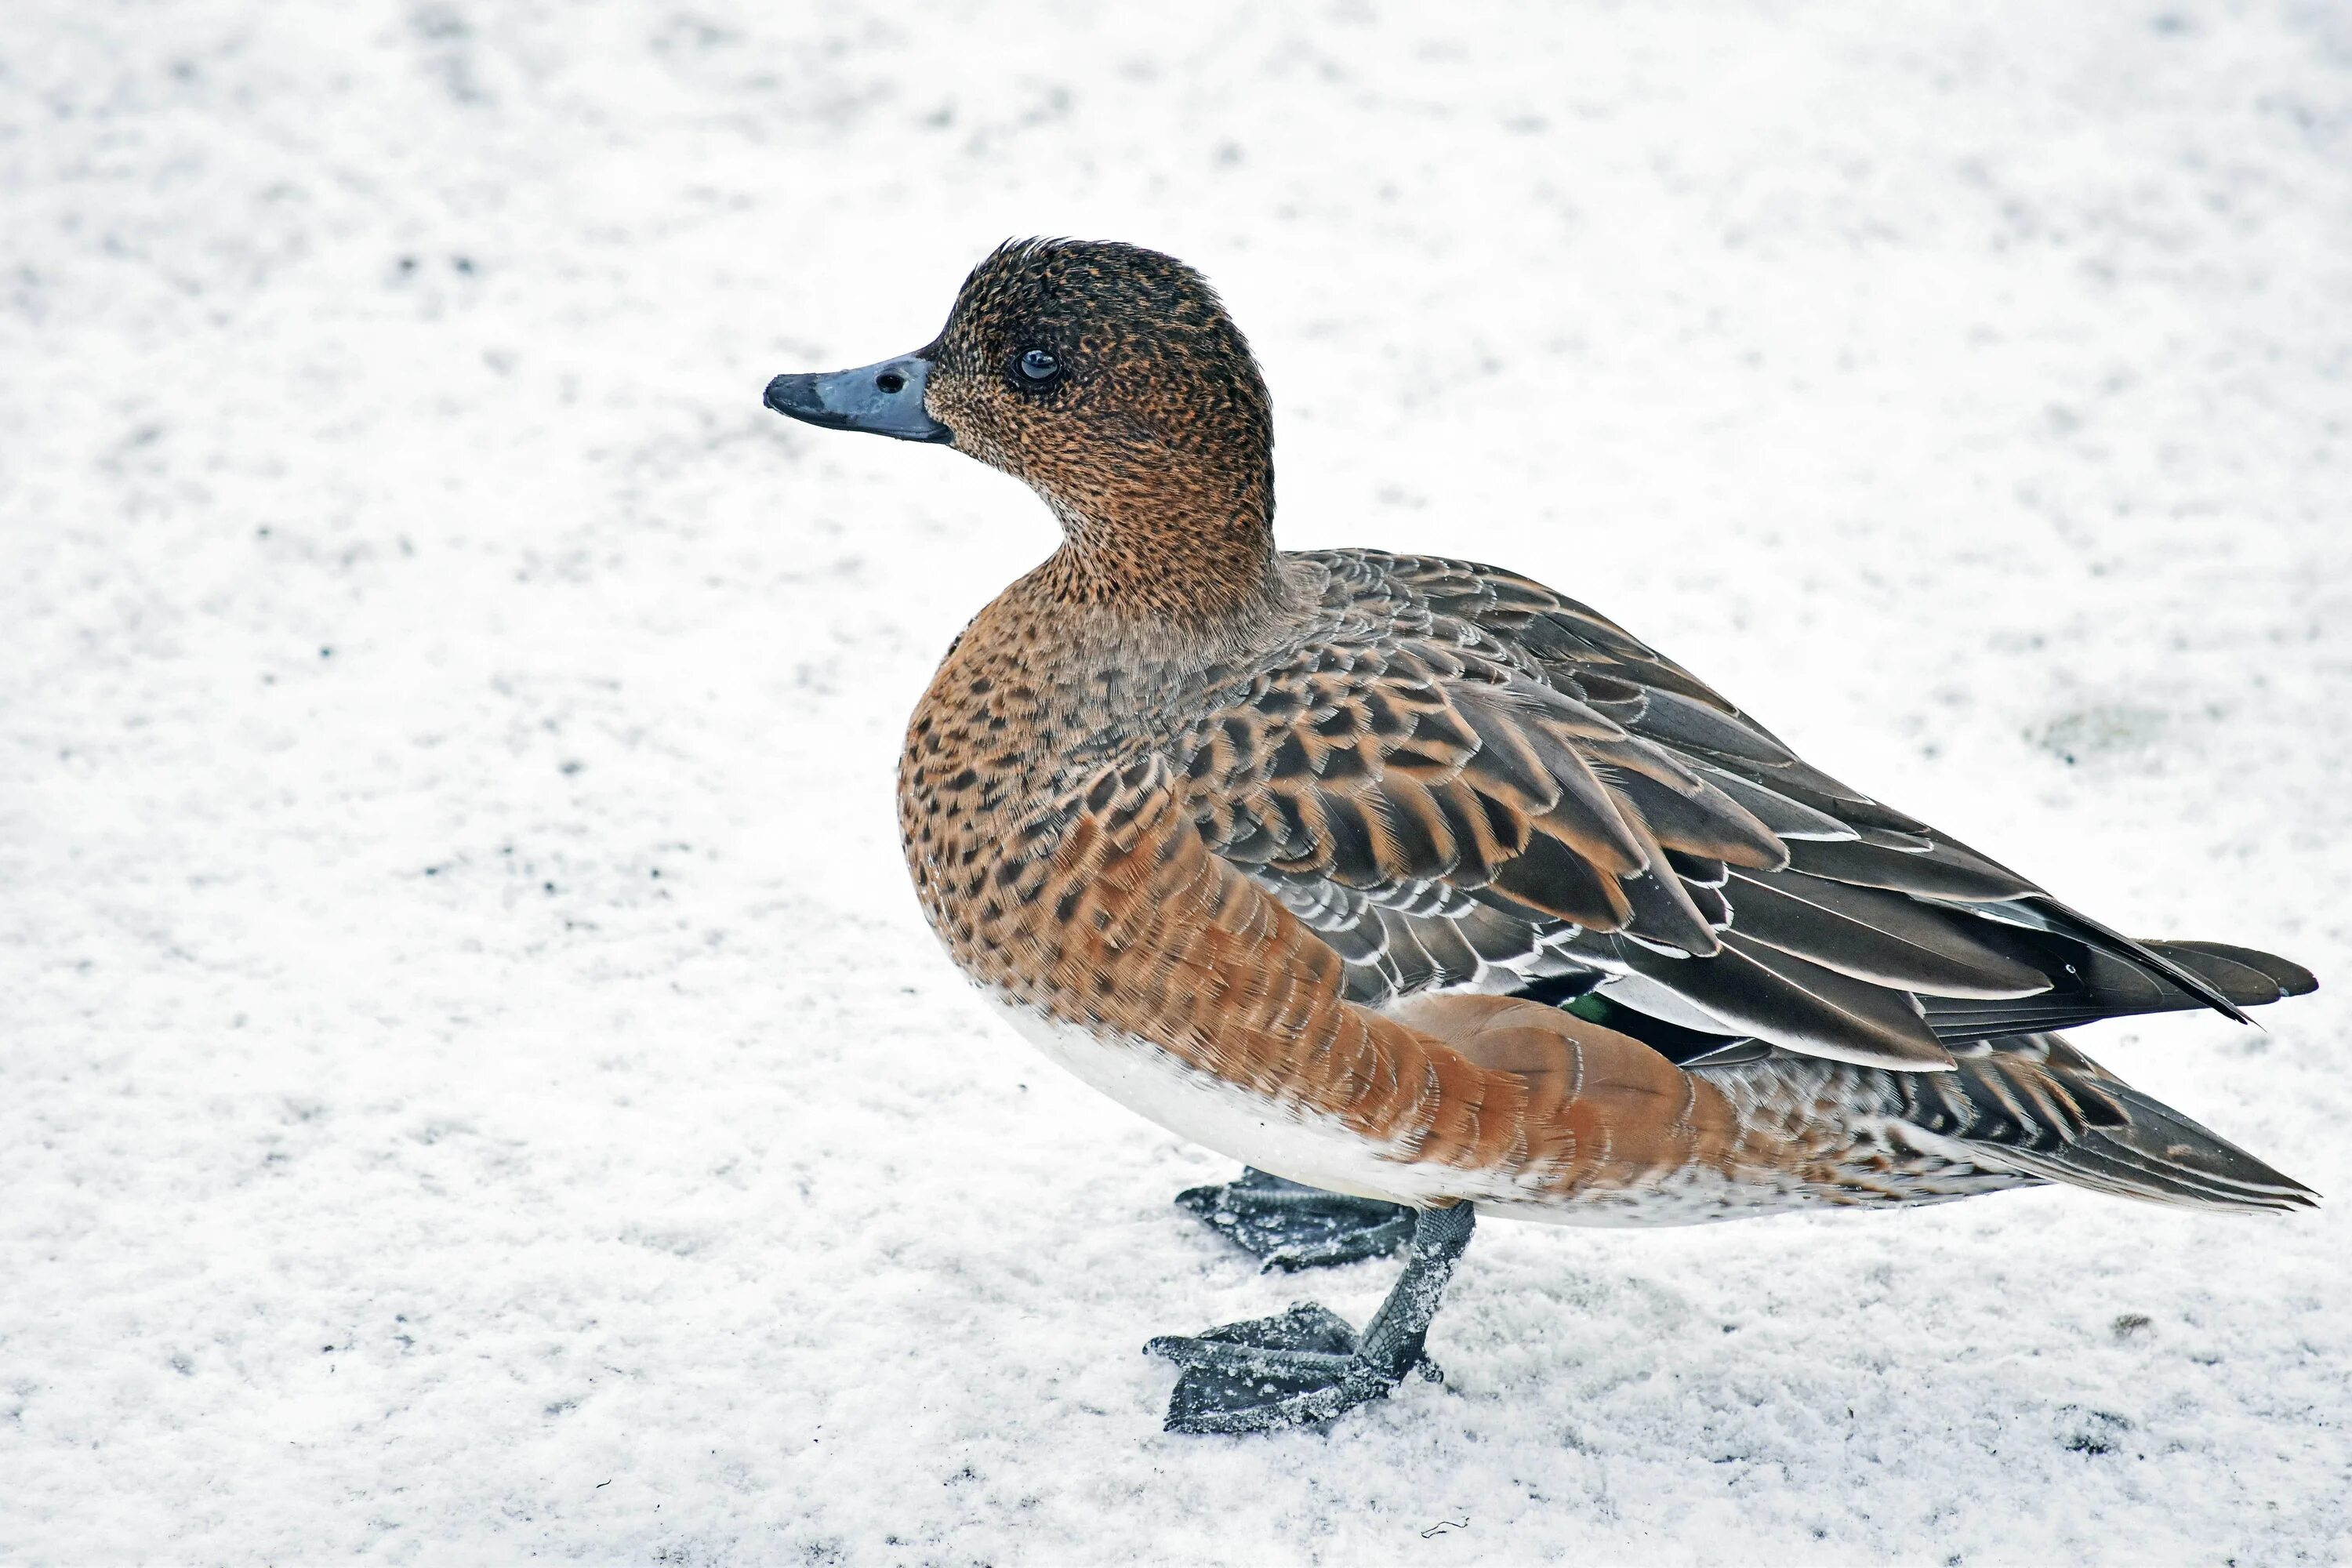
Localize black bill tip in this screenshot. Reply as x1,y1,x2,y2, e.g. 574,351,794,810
763,373,824,419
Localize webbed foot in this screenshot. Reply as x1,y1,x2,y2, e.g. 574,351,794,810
1148,1201,1477,1436
1174,1167,1415,1271
1145,1304,1437,1434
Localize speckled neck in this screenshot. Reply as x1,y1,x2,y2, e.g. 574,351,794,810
1030,471,1291,642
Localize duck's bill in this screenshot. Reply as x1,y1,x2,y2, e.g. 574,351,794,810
763,354,950,443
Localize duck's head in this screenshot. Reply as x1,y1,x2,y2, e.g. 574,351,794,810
766,239,1283,622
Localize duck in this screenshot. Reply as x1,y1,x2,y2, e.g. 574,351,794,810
762,238,2318,1436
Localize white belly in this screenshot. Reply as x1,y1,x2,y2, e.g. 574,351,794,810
982,991,1492,1207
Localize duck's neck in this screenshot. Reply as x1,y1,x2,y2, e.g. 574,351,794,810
1031,470,1294,652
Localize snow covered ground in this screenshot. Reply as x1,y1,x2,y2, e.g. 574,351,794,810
5,2,2350,1561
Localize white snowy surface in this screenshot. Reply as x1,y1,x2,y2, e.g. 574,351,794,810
5,2,2350,1562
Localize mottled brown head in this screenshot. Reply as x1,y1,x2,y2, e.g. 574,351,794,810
767,239,1285,627
922,239,1272,532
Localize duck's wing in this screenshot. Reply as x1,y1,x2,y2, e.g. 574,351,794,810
1170,550,2312,1073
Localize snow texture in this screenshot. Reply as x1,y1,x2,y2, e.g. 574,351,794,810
5,2,2350,1563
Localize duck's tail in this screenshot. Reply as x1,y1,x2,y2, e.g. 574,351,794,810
1892,1033,2318,1214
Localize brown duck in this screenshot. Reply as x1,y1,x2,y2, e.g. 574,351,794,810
763,238,2317,1435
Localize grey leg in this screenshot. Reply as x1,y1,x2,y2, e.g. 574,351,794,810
1175,1167,1416,1271
1147,1202,1476,1434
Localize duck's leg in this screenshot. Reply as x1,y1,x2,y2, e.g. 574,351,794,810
1146,1201,1475,1434
1174,1167,1416,1271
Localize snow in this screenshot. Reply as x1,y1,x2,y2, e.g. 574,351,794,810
5,1,2350,1561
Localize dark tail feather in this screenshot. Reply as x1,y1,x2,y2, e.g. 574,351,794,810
1979,1081,2318,1214
1896,1034,2319,1214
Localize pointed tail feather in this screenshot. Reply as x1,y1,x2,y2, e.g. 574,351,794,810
1893,1034,2318,1214
1967,1080,2318,1214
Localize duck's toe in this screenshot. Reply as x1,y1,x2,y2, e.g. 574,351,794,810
1145,1302,1436,1435
1175,1168,1416,1271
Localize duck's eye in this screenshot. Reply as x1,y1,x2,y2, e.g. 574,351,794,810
1015,348,1060,383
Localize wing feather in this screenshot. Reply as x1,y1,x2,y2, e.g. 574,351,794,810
1165,550,2312,1073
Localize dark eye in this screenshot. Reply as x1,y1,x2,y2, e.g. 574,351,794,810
1015,347,1060,383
